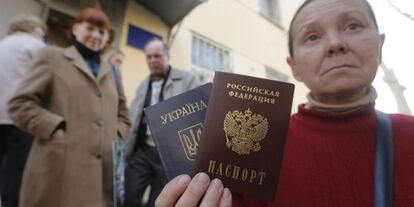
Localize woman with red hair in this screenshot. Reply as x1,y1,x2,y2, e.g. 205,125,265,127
8,8,131,207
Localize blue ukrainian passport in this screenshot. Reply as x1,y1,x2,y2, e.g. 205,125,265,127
144,83,211,180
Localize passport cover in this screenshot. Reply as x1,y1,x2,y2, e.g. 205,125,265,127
144,84,211,180
193,72,294,201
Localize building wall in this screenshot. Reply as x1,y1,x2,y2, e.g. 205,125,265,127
118,0,169,104
0,0,309,110
0,0,43,38
168,0,308,112
170,0,288,72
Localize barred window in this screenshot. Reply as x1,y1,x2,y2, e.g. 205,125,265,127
191,35,231,72
259,0,281,23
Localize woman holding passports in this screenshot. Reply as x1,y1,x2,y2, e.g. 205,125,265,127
155,0,414,206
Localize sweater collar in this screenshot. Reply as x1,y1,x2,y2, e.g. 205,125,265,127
305,85,377,113
73,40,101,64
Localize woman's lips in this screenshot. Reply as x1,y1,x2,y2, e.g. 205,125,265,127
323,64,356,75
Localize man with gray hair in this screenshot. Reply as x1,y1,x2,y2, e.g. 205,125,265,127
0,14,46,207
124,38,200,207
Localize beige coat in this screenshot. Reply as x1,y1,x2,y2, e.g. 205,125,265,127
8,46,131,207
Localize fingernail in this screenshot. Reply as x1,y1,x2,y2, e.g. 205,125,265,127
195,172,209,185
211,178,223,189
177,174,190,185
223,187,231,198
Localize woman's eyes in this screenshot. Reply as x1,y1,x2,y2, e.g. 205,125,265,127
86,26,105,35
304,33,319,43
300,20,364,44
346,22,362,31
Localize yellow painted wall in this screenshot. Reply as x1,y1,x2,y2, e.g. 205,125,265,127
173,0,288,73
119,0,169,104
169,0,308,112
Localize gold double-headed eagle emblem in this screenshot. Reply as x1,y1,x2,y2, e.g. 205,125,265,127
223,108,268,155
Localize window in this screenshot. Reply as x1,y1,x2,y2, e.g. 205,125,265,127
191,35,231,72
265,66,289,81
127,25,162,50
259,0,281,23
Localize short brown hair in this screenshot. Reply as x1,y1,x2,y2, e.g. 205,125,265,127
8,14,47,35
73,8,111,31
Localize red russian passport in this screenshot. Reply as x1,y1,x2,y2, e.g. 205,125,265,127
193,72,294,201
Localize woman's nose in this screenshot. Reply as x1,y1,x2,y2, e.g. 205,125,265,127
326,32,348,56
91,30,101,39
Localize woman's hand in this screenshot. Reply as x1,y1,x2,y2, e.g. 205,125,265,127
155,172,232,207
52,129,65,139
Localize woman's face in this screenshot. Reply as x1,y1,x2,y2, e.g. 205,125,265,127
287,0,384,100
72,22,109,51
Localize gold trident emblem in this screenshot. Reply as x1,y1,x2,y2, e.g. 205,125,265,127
178,123,203,161
223,108,268,155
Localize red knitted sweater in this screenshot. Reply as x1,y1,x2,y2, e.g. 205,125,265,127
233,104,414,207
